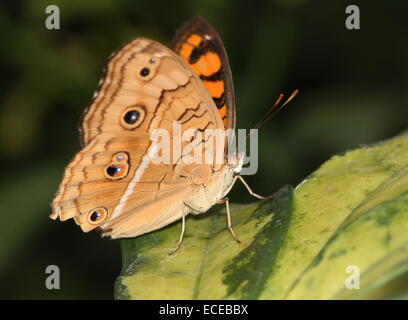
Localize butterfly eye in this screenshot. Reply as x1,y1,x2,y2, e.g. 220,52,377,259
121,105,145,129
88,207,108,224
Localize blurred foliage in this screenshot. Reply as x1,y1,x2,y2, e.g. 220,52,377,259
0,0,407,299
116,131,408,300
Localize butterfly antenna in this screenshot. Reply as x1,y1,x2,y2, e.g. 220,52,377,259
247,89,299,138
253,93,284,130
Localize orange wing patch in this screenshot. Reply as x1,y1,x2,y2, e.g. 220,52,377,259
201,79,224,99
172,34,229,128
171,17,236,130
174,34,229,127
190,52,222,77
218,104,227,120
179,34,201,59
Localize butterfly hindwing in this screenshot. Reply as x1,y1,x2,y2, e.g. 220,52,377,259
171,16,236,131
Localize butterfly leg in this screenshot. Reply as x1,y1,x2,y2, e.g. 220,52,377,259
168,210,186,256
216,197,241,244
236,175,274,200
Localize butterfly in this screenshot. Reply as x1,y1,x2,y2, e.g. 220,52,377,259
50,16,290,254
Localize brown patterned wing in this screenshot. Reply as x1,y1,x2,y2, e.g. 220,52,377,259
171,16,236,130
50,38,225,238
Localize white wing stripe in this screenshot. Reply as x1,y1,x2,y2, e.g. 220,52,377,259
110,143,158,220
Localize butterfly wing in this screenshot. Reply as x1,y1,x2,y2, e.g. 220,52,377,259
171,16,236,131
51,38,226,238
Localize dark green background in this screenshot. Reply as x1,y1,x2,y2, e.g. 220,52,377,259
0,0,407,299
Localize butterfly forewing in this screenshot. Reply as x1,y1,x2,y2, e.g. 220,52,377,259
171,16,236,131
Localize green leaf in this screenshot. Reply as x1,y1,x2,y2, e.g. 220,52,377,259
115,130,408,300
115,186,293,300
